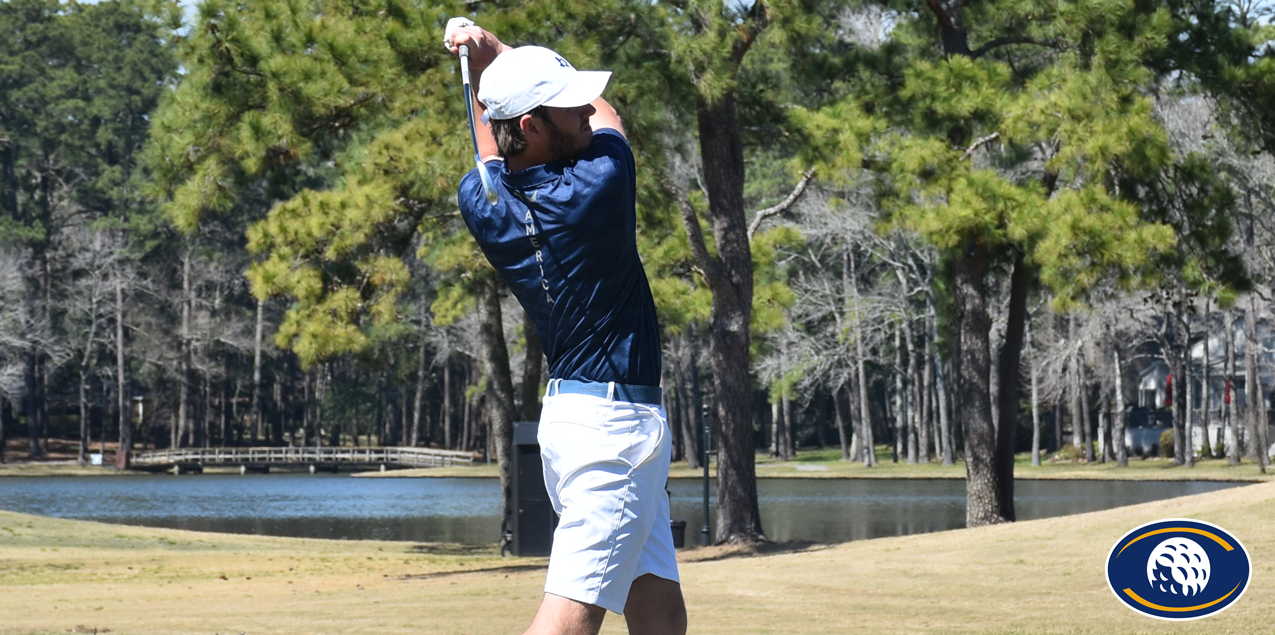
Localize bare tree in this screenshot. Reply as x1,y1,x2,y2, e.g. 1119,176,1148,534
0,249,32,462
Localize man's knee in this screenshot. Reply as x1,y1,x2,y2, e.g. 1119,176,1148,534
524,593,606,635
624,575,687,635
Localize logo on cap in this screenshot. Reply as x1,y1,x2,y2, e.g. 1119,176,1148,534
1106,519,1250,620
554,56,572,69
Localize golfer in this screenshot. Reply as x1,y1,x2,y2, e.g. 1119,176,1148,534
446,22,687,635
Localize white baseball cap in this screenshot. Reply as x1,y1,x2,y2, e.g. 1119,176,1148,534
478,46,611,121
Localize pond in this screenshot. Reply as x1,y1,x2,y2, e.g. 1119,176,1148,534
0,474,1245,544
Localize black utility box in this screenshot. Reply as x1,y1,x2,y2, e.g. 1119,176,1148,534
512,421,558,557
670,519,687,548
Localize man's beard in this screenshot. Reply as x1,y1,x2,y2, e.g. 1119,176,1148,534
541,116,588,161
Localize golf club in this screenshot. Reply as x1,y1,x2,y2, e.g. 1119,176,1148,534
459,45,498,205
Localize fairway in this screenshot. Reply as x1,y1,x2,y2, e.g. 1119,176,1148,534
2,481,1271,635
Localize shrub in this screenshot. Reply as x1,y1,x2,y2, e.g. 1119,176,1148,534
1159,429,1175,459
1053,444,1083,462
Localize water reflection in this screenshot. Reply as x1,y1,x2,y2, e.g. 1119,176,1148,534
0,474,1245,544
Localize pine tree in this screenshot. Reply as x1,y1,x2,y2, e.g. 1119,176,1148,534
802,0,1253,525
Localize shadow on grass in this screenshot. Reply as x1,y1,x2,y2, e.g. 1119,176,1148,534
406,543,501,557
680,540,834,563
397,562,546,580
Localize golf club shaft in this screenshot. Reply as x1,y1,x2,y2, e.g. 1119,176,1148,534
459,46,482,165
458,46,497,204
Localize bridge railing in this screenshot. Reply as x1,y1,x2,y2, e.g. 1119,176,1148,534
130,446,477,468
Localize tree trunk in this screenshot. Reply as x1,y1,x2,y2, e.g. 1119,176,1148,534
858,356,876,466
79,371,89,465
903,314,919,465
992,251,1029,517
815,395,827,449
465,378,476,452
1185,353,1196,467
835,382,851,461
1068,316,1083,452
25,351,41,460
1100,386,1112,463
1245,298,1267,473
698,93,763,544
920,319,934,463
315,366,327,447
931,299,953,466
1259,387,1271,473
989,329,1000,439
1069,353,1082,456
300,372,310,446
442,361,454,450
280,376,293,447
1029,323,1041,467
1202,299,1213,458
176,247,191,450
1114,348,1128,467
782,394,795,460
1081,361,1094,462
221,376,231,446
852,254,877,467
894,324,906,463
115,269,131,468
478,276,518,537
848,375,863,461
956,238,1009,526
1226,310,1239,465
412,314,428,447
1172,305,1188,465
770,401,782,458
203,372,213,449
520,310,543,422
676,332,701,470
1258,362,1270,475
1054,402,1063,455
251,298,265,445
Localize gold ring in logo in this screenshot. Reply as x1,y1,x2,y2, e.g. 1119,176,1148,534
1116,527,1234,558
1122,583,1241,612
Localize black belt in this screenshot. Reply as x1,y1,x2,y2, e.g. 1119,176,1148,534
550,379,662,407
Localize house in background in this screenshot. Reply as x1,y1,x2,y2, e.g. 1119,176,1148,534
1122,319,1275,459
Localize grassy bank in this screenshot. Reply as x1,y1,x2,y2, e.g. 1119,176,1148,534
2,480,1272,634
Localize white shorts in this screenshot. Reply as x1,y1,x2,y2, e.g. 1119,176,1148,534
537,384,680,615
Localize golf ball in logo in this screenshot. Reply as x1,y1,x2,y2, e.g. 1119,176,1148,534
1107,519,1251,620
1147,537,1209,596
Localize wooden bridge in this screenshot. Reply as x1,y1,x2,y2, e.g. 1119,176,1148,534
128,446,478,474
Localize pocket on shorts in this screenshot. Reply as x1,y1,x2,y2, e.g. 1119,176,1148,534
538,394,667,477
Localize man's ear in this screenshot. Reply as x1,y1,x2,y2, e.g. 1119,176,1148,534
519,112,542,141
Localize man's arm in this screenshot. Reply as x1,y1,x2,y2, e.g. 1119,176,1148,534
589,97,625,140
446,24,509,162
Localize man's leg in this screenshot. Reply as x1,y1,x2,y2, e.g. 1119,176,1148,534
524,593,606,635
623,574,687,635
